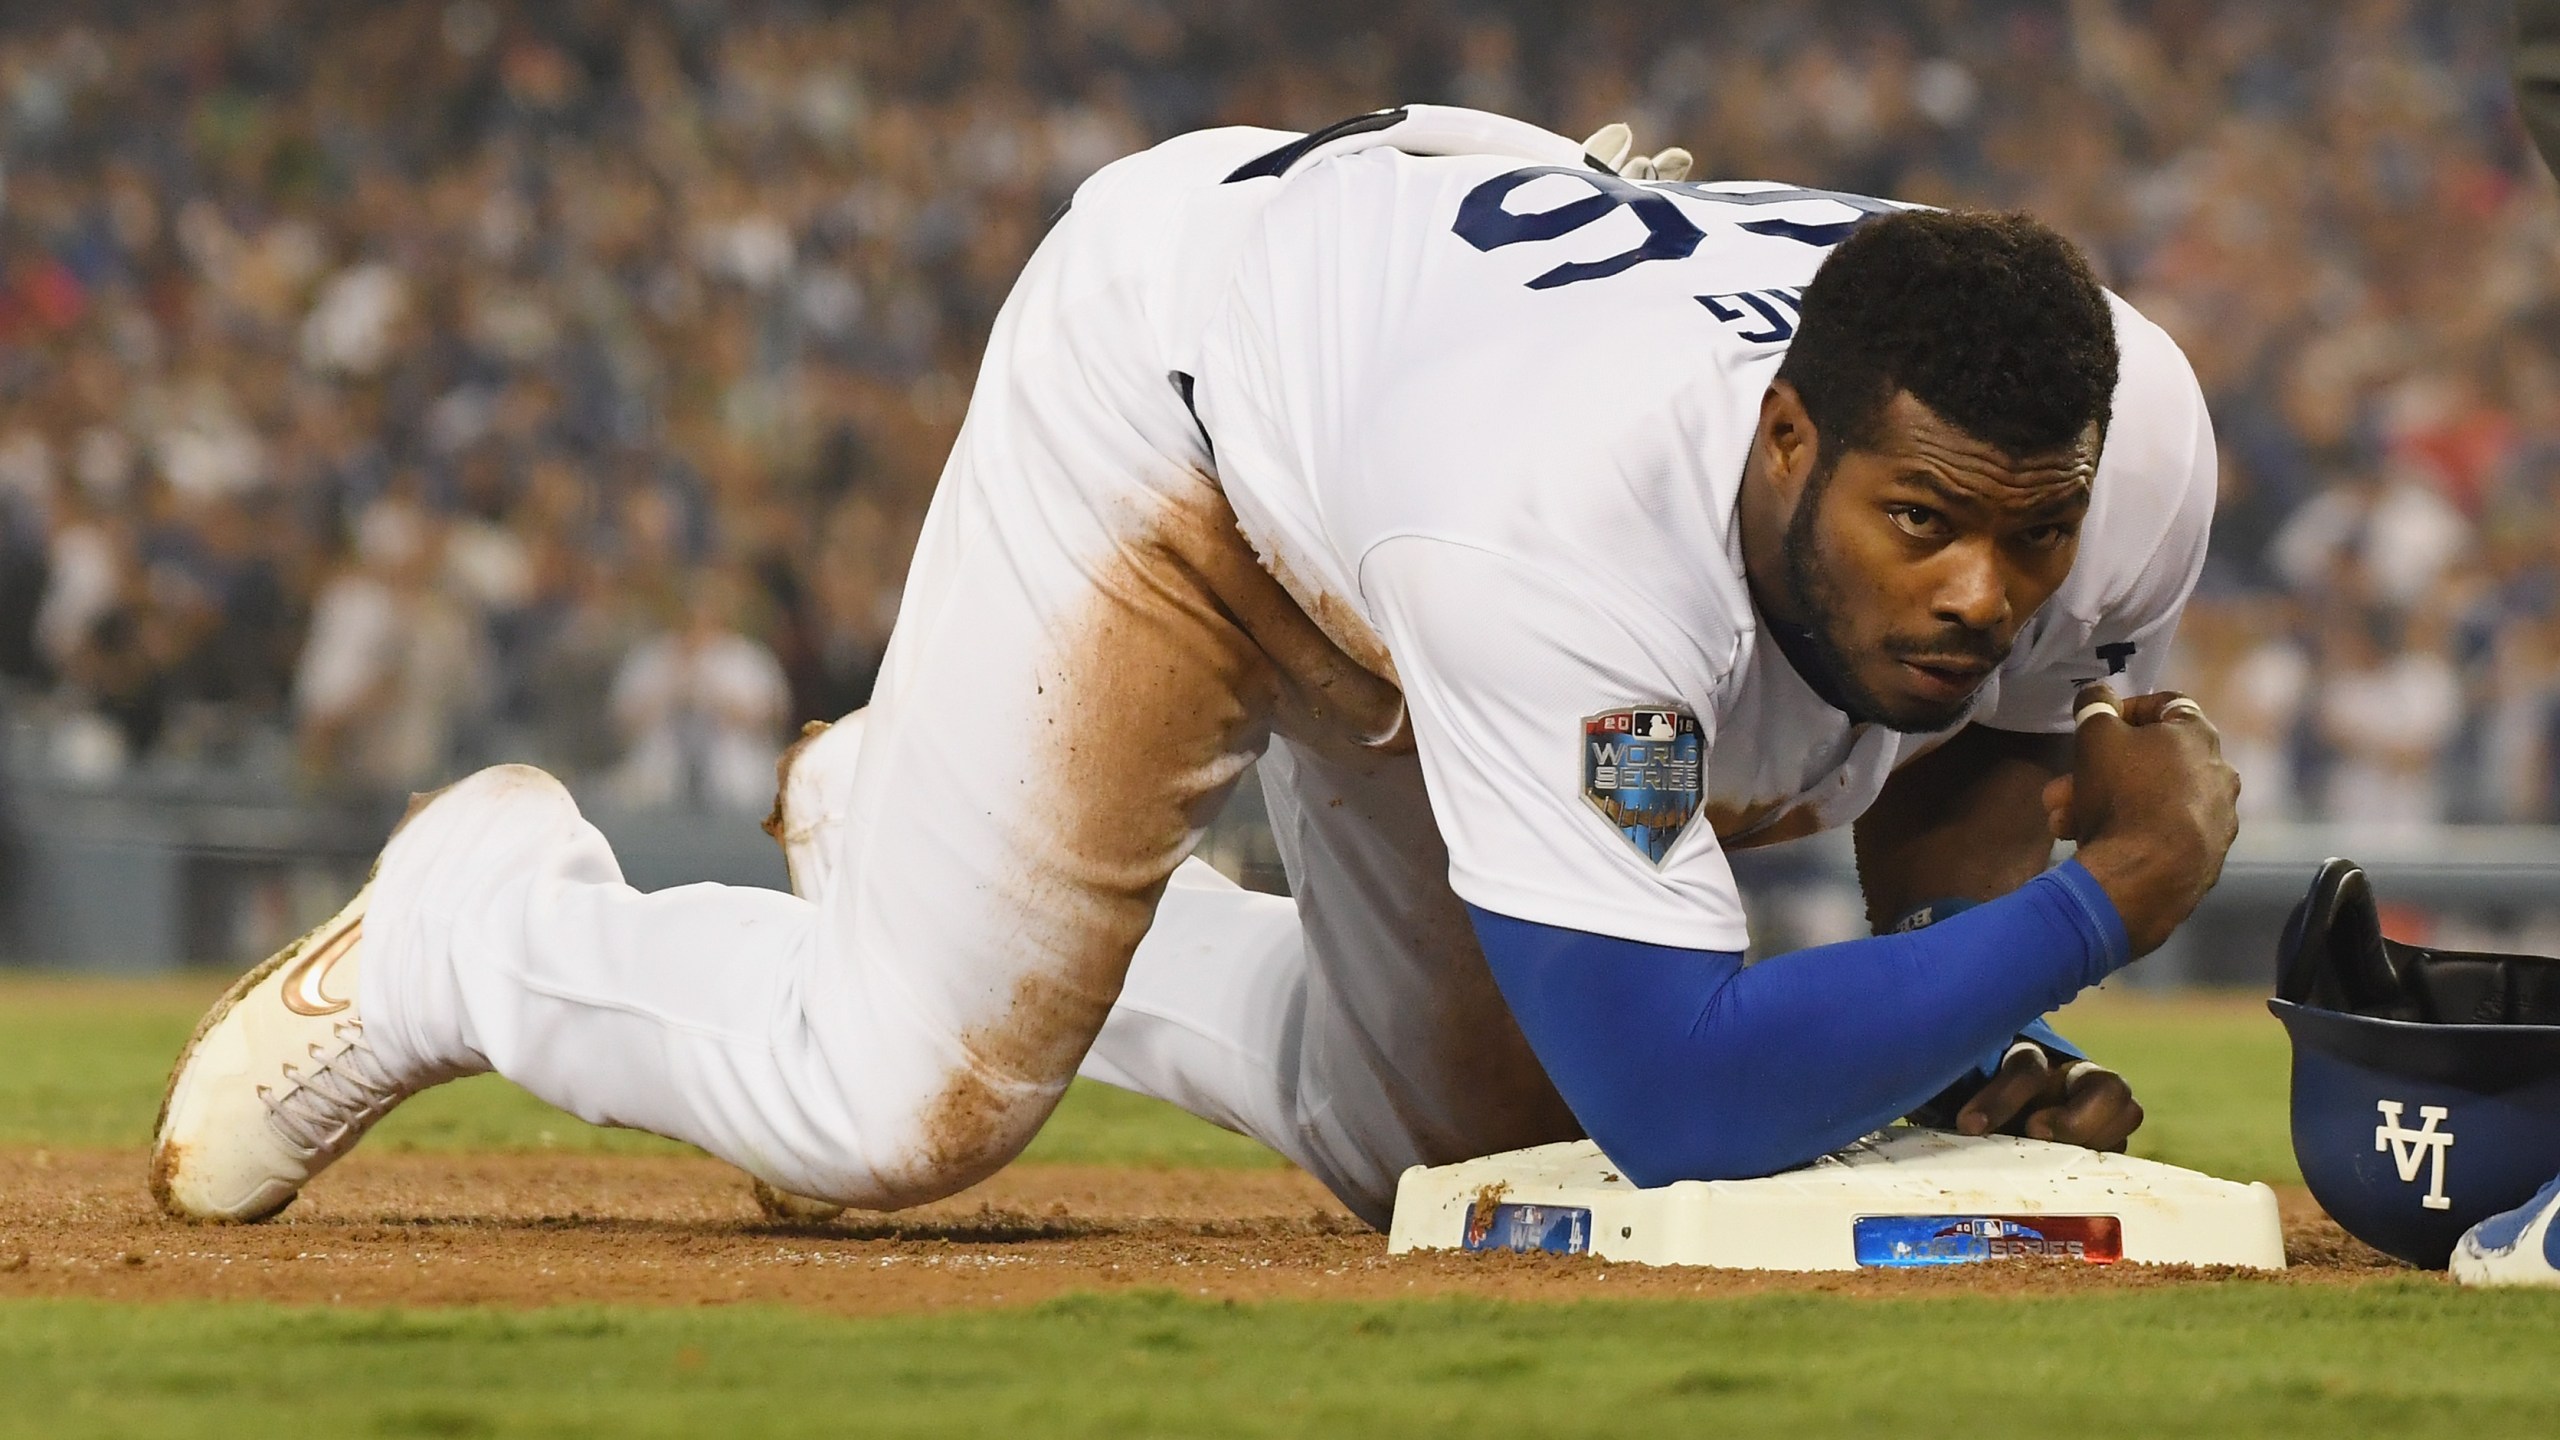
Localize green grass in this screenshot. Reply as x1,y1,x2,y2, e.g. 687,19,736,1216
0,972,2284,1179
5,1287,2560,1439
0,973,1281,1167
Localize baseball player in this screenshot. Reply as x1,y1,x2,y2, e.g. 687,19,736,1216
151,107,2241,1231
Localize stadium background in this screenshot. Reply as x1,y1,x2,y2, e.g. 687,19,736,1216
0,0,2552,966
4,5,2560,1433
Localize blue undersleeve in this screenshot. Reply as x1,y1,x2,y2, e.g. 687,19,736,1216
1469,859,2132,1188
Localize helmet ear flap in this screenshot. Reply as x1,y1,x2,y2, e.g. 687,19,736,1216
2276,858,2421,1020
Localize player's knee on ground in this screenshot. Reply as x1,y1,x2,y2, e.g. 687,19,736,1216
763,1058,1071,1212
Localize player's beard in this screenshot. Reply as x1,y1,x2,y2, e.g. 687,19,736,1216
1781,458,1998,735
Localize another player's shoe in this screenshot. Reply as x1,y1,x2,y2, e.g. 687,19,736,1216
2449,1169,2560,1287
149,882,411,1222
750,711,869,1224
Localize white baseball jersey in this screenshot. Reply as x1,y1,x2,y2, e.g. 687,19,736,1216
1193,147,2216,953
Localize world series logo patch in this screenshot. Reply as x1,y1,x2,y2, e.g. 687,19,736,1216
1582,708,1703,864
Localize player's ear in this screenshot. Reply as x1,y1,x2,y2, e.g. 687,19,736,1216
1757,381,1822,499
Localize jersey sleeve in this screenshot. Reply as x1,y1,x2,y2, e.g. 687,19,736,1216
1359,534,1752,950
1979,306,2218,733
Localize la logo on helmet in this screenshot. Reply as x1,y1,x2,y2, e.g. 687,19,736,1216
2375,1099,2454,1211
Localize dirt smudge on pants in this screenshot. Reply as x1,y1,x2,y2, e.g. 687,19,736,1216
1190,500,1409,753
913,475,1401,1184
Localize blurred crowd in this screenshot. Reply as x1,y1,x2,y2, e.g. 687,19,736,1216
0,0,2552,823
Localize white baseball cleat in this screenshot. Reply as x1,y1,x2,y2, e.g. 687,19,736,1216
2450,1169,2560,1287
149,882,413,1223
151,766,568,1223
763,711,866,906
749,711,870,1223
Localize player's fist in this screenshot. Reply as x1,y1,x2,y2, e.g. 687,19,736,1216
2048,683,2241,958
1955,1043,2144,1153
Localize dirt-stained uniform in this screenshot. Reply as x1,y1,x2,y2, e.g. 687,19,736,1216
357,109,2213,1227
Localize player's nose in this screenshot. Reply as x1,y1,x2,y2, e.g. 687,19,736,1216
1928,543,2011,634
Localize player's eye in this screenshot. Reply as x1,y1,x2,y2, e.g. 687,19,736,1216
2014,522,2080,552
1885,504,1948,540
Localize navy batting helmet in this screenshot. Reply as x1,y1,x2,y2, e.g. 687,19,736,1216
2270,857,2560,1269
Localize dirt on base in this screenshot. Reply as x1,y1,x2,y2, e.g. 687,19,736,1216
0,1148,2413,1315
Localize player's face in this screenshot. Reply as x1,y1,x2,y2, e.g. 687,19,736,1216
1789,392,2098,733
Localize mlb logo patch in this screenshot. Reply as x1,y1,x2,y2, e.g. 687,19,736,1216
1582,708,1703,864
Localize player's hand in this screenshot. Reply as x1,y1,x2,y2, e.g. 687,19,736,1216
1955,1043,2144,1152
2039,683,2241,958
1581,122,1692,181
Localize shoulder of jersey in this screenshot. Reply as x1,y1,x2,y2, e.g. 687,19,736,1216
2060,294,2215,613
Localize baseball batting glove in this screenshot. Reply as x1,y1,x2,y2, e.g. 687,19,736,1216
1581,122,1693,181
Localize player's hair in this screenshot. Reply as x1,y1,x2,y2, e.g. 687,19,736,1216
1776,209,2117,461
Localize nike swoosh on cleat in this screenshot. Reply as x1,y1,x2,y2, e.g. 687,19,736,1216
278,922,358,1017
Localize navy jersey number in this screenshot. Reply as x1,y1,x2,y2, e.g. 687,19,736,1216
1452,168,1708,289
1450,168,1903,292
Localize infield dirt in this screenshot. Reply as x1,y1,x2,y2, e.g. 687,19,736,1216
0,1147,2409,1314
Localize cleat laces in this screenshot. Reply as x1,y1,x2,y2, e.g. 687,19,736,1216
258,1021,408,1155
